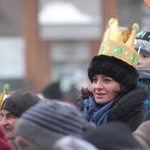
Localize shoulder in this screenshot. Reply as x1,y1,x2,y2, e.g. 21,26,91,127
108,85,147,121
119,85,148,105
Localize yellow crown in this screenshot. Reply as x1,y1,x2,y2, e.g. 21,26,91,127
0,84,10,109
98,18,139,67
122,25,132,43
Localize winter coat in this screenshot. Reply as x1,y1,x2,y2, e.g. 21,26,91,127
138,79,150,112
137,68,150,112
76,85,149,131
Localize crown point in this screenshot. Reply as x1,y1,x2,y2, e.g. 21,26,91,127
133,23,139,31
109,18,115,25
0,84,10,109
4,84,9,92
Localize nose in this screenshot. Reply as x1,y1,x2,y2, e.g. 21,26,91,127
94,81,104,90
137,56,142,67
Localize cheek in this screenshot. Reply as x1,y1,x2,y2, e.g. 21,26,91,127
112,90,120,97
146,60,150,67
91,85,95,93
110,84,121,94
115,86,121,92
10,119,18,128
0,116,2,121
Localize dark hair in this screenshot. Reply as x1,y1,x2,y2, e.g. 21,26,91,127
87,55,139,95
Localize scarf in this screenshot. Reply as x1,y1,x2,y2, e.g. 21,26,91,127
84,96,114,126
137,68,150,79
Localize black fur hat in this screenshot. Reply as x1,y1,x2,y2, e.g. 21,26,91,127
88,55,139,94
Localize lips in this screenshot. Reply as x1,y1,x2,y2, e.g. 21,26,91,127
4,129,11,133
95,93,106,96
4,126,11,131
95,93,106,98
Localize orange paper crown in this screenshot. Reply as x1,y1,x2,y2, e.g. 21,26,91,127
98,18,139,67
144,0,150,8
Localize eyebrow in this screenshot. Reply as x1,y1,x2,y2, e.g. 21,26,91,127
1,112,14,117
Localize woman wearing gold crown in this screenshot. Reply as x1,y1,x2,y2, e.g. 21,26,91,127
76,18,149,131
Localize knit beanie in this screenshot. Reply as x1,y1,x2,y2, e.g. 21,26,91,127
88,55,139,94
133,121,150,150
84,122,143,150
0,125,15,150
15,100,91,149
1,89,41,117
135,28,150,55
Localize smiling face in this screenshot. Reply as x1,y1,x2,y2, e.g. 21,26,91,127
137,54,150,68
91,74,121,104
0,109,18,140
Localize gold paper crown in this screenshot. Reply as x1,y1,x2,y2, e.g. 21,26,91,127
98,18,139,67
0,84,10,109
122,25,132,43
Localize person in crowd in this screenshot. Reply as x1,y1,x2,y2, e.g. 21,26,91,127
52,135,99,150
0,88,41,149
40,69,90,104
76,18,149,131
133,120,150,150
0,125,15,150
15,100,94,150
83,121,143,150
134,28,150,112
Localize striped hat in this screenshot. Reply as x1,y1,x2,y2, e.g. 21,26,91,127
135,28,150,55
15,100,91,149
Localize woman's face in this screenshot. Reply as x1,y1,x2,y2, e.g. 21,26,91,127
91,74,121,104
137,54,150,68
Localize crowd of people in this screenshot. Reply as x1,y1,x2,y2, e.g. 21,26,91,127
0,17,150,150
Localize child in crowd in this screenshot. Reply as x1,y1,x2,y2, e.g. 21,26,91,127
135,28,150,112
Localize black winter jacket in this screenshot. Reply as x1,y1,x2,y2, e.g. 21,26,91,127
76,85,149,131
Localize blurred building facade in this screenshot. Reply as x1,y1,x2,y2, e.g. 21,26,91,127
0,0,147,94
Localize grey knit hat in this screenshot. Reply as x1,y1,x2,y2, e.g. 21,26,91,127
1,89,41,117
135,28,150,55
15,100,91,149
